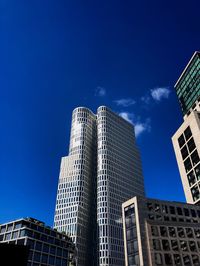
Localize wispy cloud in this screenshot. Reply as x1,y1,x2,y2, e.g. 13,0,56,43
95,86,106,97
119,112,134,124
114,98,136,107
151,87,170,101
119,112,151,137
134,119,151,137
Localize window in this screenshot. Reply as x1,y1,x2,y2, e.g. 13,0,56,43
7,224,13,231
171,240,179,251
191,209,197,217
177,228,185,238
169,227,176,237
187,137,196,153
164,254,172,265
184,158,192,172
49,255,55,265
174,254,181,265
14,222,22,230
170,206,175,215
50,246,56,255
0,226,6,233
178,134,185,148
26,239,35,249
183,255,191,265
43,244,49,253
195,164,200,180
34,252,41,262
41,254,48,264
160,226,167,237
189,241,197,252
181,145,189,160
191,150,200,166
151,226,159,236
127,242,134,254
187,171,196,186
12,231,18,239
162,239,170,251
192,255,199,264
184,208,189,216
180,240,188,251
177,207,183,215
191,186,200,201
154,253,162,265
5,233,11,240
153,239,161,250
184,126,192,140
35,241,42,251
186,228,193,238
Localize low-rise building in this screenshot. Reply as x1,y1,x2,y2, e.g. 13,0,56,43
122,196,200,266
0,217,75,266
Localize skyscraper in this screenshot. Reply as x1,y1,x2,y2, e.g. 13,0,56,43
174,51,200,117
54,106,144,266
172,51,200,204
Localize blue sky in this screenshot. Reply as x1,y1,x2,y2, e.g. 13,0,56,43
0,0,200,225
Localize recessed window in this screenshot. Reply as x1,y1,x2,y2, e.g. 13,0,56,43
184,158,192,172
178,134,185,148
187,171,196,186
195,164,200,180
164,254,172,265
171,240,179,251
177,207,183,215
187,137,196,153
174,254,181,265
170,206,175,215
184,126,192,140
183,254,191,265
160,227,167,237
169,227,176,237
191,185,200,201
154,253,162,265
191,150,200,166
181,145,189,160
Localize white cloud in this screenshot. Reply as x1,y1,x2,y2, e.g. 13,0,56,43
119,112,151,137
134,119,151,137
151,87,170,101
95,86,106,97
114,98,136,107
119,112,134,124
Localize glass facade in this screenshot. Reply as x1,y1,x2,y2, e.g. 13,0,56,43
124,204,139,266
54,106,144,266
123,196,200,266
0,218,75,266
175,52,200,115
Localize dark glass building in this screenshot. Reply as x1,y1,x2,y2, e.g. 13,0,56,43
0,217,75,266
175,51,200,116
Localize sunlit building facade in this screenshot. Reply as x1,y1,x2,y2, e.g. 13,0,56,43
172,51,200,205
122,196,200,266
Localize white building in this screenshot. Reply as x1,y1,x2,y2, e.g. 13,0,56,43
54,106,144,266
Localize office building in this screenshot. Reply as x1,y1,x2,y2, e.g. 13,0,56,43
0,217,75,266
172,51,200,204
54,106,144,266
122,196,200,266
174,51,200,117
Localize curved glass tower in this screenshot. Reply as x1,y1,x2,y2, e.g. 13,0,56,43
54,107,97,266
54,106,144,266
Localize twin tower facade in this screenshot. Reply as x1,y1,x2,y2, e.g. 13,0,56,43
53,106,144,266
